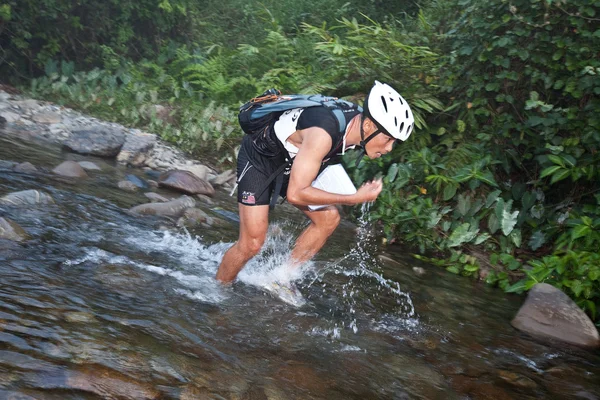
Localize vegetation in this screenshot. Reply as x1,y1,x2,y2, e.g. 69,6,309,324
1,0,598,319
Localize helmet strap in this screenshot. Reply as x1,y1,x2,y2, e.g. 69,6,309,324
356,114,382,167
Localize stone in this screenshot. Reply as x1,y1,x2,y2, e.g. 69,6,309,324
196,194,214,205
117,132,157,166
64,311,97,323
31,111,61,124
129,195,196,217
0,190,55,206
144,192,170,203
177,208,209,228
118,181,139,192
13,162,37,174
0,115,5,124
0,111,20,123
125,174,148,188
64,127,126,157
0,160,18,169
13,99,41,112
158,170,215,196
412,266,426,276
511,283,600,348
211,168,236,186
77,161,102,171
176,164,210,181
52,161,89,178
497,370,538,390
0,217,29,242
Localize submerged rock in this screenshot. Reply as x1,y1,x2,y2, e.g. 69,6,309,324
211,168,236,186
78,161,102,171
0,189,55,206
177,207,209,228
129,195,196,217
31,111,61,124
64,127,126,157
13,162,37,174
52,160,89,178
144,192,170,203
158,170,214,196
511,283,600,348
118,180,139,192
0,217,29,242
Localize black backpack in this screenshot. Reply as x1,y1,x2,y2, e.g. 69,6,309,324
238,88,362,138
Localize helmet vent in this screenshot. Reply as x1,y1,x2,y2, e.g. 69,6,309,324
380,96,388,112
394,117,398,126
399,122,405,133
399,97,403,105
406,110,409,118
407,124,412,134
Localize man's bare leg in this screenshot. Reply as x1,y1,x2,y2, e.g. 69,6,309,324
216,204,269,283
290,205,340,267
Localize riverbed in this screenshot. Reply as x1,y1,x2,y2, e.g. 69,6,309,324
1,130,599,399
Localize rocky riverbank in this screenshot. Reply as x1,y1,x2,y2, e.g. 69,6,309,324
0,89,235,186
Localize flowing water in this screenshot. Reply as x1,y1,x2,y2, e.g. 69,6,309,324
0,129,599,400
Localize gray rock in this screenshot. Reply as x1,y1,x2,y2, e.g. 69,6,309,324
52,161,89,178
196,194,214,205
116,132,156,166
77,161,102,171
0,190,55,206
31,111,61,124
0,111,20,123
511,283,600,348
412,266,426,276
0,217,29,242
13,162,37,174
177,164,210,181
158,170,215,196
211,169,236,186
0,115,5,124
177,208,209,228
118,181,139,192
125,174,147,188
144,192,170,203
64,127,126,157
0,160,17,169
129,195,196,217
13,99,41,112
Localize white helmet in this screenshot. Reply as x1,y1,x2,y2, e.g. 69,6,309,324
364,80,414,142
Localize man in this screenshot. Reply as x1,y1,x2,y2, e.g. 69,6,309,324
216,81,414,283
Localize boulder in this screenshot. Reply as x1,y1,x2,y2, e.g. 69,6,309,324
0,160,18,169
52,161,89,178
117,132,157,166
0,190,55,206
64,127,126,157
158,170,215,196
511,283,600,348
129,195,196,217
0,217,29,242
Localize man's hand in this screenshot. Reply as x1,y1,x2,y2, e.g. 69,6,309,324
352,178,383,203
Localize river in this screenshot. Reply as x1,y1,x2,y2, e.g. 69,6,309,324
0,130,599,399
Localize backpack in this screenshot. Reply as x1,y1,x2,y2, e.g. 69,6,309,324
238,88,362,138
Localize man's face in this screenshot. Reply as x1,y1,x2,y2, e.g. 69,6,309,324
364,119,395,158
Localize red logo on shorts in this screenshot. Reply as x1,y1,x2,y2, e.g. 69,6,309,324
242,191,256,205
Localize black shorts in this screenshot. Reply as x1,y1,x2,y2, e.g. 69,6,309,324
236,137,290,206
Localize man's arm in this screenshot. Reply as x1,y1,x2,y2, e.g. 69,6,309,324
286,127,382,206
